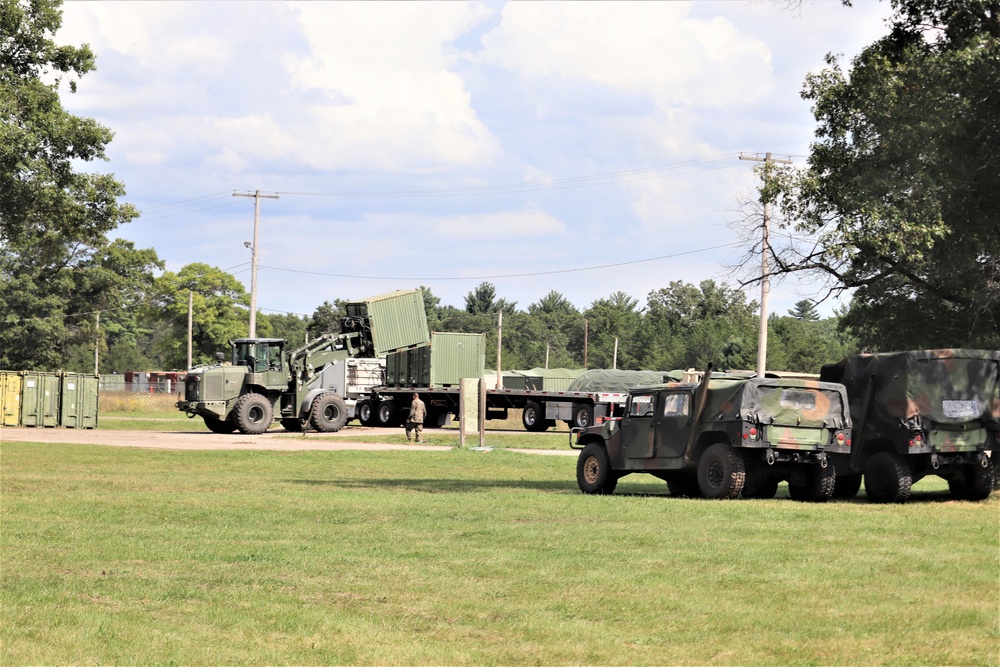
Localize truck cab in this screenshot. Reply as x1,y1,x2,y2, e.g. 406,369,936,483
571,374,852,501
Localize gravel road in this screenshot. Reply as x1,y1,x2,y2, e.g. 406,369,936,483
0,424,576,456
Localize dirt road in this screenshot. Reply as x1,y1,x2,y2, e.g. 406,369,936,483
0,425,576,456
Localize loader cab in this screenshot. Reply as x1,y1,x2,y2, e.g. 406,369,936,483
232,338,287,374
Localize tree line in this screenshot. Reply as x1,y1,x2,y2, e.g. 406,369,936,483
36,264,856,376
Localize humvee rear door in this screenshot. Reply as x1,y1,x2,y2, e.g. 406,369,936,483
654,390,693,459
623,392,656,458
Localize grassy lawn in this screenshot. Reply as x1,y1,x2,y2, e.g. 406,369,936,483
2,441,997,665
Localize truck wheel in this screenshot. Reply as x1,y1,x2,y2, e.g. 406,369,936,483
280,418,303,432
742,465,779,499
577,442,617,495
357,400,376,427
522,402,548,432
788,463,836,502
310,392,348,432
832,473,863,499
947,458,995,501
864,452,912,503
667,476,701,498
376,400,397,427
571,404,594,429
203,415,236,434
233,393,273,435
696,443,745,499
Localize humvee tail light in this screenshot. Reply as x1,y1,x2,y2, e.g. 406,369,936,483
909,435,923,448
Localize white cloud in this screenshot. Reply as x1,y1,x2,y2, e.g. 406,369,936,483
477,2,773,111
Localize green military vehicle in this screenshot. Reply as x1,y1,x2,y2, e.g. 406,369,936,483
819,349,999,503
571,368,853,500
177,289,429,435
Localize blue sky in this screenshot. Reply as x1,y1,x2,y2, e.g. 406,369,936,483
58,0,895,320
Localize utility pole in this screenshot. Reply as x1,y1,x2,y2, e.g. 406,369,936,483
233,190,279,338
739,152,792,378
187,290,193,370
94,311,100,376
495,310,503,390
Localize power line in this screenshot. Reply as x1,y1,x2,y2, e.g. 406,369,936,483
277,155,742,198
254,242,743,281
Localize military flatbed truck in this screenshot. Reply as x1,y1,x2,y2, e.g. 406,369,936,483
820,349,998,503
358,384,630,430
570,368,853,500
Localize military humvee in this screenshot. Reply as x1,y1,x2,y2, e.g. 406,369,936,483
820,350,999,503
571,369,853,501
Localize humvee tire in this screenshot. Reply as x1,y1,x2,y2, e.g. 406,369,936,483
697,443,745,499
788,463,835,502
577,443,618,495
742,465,779,499
832,473,863,499
947,458,995,501
864,451,912,504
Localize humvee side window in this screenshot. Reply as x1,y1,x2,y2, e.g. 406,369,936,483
942,400,979,419
662,393,690,418
779,389,816,411
629,394,655,418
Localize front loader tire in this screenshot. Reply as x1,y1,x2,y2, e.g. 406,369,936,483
204,415,236,434
233,393,273,435
310,392,348,433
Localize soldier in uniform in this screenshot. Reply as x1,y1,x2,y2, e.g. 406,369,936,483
405,392,426,443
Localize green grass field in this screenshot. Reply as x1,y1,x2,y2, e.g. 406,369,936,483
2,439,997,665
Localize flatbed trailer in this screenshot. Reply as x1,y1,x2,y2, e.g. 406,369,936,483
358,385,630,431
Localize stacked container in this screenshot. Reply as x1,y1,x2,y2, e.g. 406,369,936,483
385,332,485,388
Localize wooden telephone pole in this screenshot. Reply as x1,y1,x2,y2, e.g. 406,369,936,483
739,152,792,378
233,190,279,338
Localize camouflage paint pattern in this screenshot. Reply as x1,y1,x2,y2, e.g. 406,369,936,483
819,349,1000,460
576,375,852,473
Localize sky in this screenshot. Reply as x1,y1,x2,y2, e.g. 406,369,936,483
57,0,896,321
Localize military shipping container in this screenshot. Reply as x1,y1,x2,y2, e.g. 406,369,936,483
1,371,21,426
384,332,485,388
60,373,99,429
20,372,61,427
342,289,430,356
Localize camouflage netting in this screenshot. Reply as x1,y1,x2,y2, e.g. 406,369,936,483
700,377,851,428
820,349,1000,427
567,369,677,393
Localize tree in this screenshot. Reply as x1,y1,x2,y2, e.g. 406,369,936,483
764,0,1000,349
788,299,820,321
464,282,517,315
584,291,642,369
0,0,161,369
267,312,309,348
145,263,249,368
642,280,758,371
307,300,347,339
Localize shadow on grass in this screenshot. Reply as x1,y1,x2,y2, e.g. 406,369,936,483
289,478,578,493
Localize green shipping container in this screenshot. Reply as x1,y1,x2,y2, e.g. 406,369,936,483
61,373,99,429
1,371,21,426
20,372,61,427
385,332,485,388
344,289,430,356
